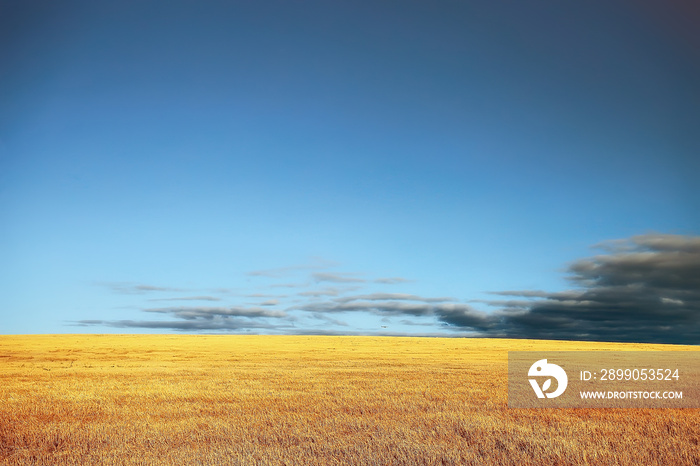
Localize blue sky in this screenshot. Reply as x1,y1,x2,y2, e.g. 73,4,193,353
1,1,699,342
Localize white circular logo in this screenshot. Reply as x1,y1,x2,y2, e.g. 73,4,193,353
528,359,568,398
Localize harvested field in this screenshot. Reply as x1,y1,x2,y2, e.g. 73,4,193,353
0,335,698,465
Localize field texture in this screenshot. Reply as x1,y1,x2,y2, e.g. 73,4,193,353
0,335,698,465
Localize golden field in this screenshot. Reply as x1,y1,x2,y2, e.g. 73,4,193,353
0,335,698,465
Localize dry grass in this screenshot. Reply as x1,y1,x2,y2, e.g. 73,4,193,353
0,335,698,465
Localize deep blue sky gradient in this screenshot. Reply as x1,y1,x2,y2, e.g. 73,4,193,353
1,1,698,336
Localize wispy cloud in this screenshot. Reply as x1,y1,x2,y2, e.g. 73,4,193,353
73,319,290,331
270,282,311,288
308,313,349,327
312,272,366,284
291,234,700,343
82,234,699,343
334,293,455,303
374,277,412,284
248,258,338,278
398,319,438,327
145,306,287,319
297,298,492,330
487,290,550,298
98,282,183,294
245,293,289,299
73,305,290,332
148,296,222,302
298,287,346,297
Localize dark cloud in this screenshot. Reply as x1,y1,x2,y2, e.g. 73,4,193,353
73,319,288,331
297,297,492,329
144,306,287,319
300,300,433,316
291,234,700,343
398,319,438,327
476,234,700,344
73,305,291,331
270,328,467,337
83,234,698,343
468,298,534,309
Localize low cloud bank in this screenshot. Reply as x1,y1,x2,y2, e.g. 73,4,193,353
480,233,700,344
76,234,699,343
294,234,700,343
